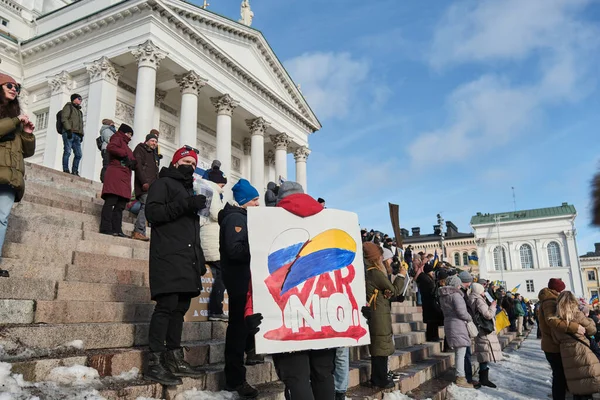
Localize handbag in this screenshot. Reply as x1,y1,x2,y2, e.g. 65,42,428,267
474,311,495,335
467,321,479,338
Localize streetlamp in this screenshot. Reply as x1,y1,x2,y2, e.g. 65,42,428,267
437,213,445,262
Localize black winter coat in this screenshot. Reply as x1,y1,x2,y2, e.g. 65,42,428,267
416,273,443,323
146,166,206,299
218,203,251,296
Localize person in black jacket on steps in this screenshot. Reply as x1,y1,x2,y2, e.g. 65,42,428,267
143,146,208,386
219,178,261,399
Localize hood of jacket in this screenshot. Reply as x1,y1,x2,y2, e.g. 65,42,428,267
101,124,115,131
276,193,323,218
158,165,193,187
114,130,132,144
267,182,277,191
538,287,559,303
218,202,246,225
439,285,462,297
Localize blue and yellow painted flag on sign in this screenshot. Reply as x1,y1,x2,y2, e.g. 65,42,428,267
468,255,479,265
590,295,599,306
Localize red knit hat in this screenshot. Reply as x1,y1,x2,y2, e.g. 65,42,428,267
0,73,17,87
548,278,566,293
172,146,198,166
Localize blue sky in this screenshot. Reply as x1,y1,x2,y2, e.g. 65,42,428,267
194,0,599,254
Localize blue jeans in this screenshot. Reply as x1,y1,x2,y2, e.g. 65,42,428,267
0,185,16,259
465,345,473,382
333,347,349,393
62,132,82,173
133,194,148,235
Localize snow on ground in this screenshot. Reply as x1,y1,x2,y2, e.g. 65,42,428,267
384,391,418,400
447,334,552,399
173,389,237,400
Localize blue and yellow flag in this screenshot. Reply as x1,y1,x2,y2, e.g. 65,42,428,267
433,250,439,268
511,284,521,294
468,255,479,265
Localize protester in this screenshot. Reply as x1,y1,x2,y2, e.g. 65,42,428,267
99,119,116,182
60,93,84,176
200,167,228,321
439,275,474,388
144,146,207,386
202,159,225,180
219,178,260,398
416,257,443,342
458,270,480,388
0,73,35,278
149,129,163,166
363,241,406,389
264,181,278,207
99,124,135,237
132,132,159,241
333,347,349,400
317,197,326,208
515,294,526,336
469,282,502,388
538,278,586,400
552,291,600,399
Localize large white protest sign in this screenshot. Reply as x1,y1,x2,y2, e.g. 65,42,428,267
248,207,370,354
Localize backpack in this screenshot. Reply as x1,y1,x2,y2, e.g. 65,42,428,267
96,136,103,151
56,110,63,134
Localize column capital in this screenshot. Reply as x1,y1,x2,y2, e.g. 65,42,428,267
211,94,239,116
270,133,291,151
246,117,270,136
294,146,311,162
130,40,167,69
175,70,207,96
48,71,73,95
265,149,275,166
155,89,167,106
243,137,252,156
85,56,121,85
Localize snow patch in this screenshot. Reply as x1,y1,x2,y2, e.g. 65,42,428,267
174,388,237,400
114,367,139,381
383,391,418,400
46,365,100,386
62,340,84,350
135,398,164,400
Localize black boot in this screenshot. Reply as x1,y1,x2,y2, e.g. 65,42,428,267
335,392,346,400
225,381,259,399
164,347,204,378
143,352,182,386
0,269,9,278
245,347,265,366
479,368,497,388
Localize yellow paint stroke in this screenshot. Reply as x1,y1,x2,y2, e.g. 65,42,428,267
298,229,356,257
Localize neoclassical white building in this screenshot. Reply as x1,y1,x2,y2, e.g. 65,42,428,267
471,203,585,299
0,0,320,193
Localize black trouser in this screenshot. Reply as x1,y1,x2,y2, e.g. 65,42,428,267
273,349,335,400
100,150,109,183
426,320,440,341
208,261,225,315
225,293,255,387
545,351,567,400
148,293,193,352
370,355,389,387
100,194,127,234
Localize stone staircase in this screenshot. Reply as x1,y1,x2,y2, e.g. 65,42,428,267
0,162,523,400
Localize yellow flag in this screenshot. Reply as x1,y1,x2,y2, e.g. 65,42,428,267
495,310,510,333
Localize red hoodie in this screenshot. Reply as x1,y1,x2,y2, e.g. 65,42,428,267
244,194,324,318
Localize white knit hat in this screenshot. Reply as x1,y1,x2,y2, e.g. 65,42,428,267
471,282,485,295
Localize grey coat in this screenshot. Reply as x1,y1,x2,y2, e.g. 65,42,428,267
439,285,472,349
469,293,503,363
100,124,116,151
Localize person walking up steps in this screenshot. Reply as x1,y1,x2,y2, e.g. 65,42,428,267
60,93,84,176
132,132,159,241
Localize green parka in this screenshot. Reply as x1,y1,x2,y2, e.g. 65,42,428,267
0,117,36,201
365,267,405,357
61,102,84,135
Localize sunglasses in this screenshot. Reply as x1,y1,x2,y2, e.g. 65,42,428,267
4,83,21,94
183,145,200,154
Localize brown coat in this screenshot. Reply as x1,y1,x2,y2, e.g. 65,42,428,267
551,311,600,395
0,117,36,202
469,292,503,363
132,142,159,197
537,288,580,353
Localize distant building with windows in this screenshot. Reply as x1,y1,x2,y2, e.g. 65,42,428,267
581,244,600,301
471,203,585,299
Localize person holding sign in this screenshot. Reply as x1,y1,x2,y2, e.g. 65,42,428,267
362,242,406,389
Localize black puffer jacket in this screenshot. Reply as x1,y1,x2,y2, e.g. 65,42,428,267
416,272,443,323
218,203,251,296
146,166,206,299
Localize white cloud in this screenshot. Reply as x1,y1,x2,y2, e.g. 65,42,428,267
409,0,599,167
285,52,369,120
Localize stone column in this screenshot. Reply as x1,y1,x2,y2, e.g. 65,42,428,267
130,40,167,142
270,133,291,181
266,150,276,184
211,94,239,178
564,230,584,296
153,89,166,132
44,71,73,170
247,117,270,194
176,71,206,148
294,146,310,192
80,57,120,181
243,138,252,179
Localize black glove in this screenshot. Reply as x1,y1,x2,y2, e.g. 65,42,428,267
187,195,206,212
246,313,263,335
361,306,372,322
66,129,73,140
158,154,163,159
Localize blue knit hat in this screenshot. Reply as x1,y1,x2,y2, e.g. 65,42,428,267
232,179,259,206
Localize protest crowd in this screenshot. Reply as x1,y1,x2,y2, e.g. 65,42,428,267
2,72,600,399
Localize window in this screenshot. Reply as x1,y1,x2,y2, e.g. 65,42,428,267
548,242,563,267
526,280,535,293
519,244,534,269
588,271,596,281
34,111,48,131
471,251,477,258
462,252,469,266
493,246,507,270
592,290,599,298
454,253,460,266
0,18,8,27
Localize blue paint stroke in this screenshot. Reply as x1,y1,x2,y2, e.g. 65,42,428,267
268,242,304,274
281,248,355,294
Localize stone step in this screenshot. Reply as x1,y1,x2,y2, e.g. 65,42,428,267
73,251,148,274
391,322,425,334
25,179,103,205
34,300,154,324
25,161,103,191
394,312,423,323
394,332,428,349
0,321,214,357
391,304,422,313
65,263,148,287
56,281,151,303
0,277,57,301
0,258,66,281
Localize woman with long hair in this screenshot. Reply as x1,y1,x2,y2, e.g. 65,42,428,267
552,291,600,399
363,242,405,389
0,73,36,277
